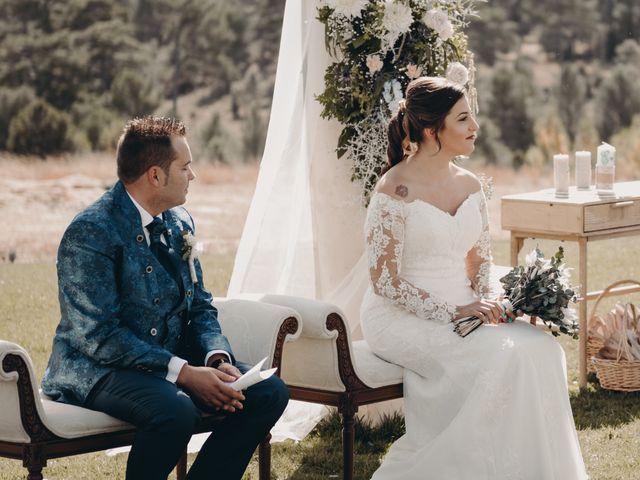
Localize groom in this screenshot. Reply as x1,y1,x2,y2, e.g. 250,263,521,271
42,116,288,479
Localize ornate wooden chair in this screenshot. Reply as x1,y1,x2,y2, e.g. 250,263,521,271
0,298,301,480
240,293,403,480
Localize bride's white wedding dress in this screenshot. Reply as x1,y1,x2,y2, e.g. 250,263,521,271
361,189,587,480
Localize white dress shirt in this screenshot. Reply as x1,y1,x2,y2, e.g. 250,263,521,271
127,191,230,383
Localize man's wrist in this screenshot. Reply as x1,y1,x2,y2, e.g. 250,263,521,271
176,362,192,387
205,351,231,368
210,357,229,369
166,356,188,383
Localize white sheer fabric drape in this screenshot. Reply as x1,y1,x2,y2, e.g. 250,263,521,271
228,0,400,441
228,0,365,312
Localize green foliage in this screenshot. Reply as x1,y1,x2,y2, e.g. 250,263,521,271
531,108,571,166
487,63,536,167
74,20,144,92
539,0,600,61
473,114,511,165
71,96,122,151
247,0,286,85
6,99,76,156
0,0,288,157
557,64,588,144
467,4,518,65
110,69,160,117
0,86,35,149
144,0,212,115
614,39,640,66
200,111,231,164
499,245,578,337
598,0,640,61
0,31,84,109
64,0,128,31
594,64,640,141
317,3,473,125
241,108,267,162
132,0,164,43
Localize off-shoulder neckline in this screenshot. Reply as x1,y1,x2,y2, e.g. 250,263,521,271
372,189,483,218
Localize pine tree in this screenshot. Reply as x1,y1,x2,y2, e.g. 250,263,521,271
557,64,587,145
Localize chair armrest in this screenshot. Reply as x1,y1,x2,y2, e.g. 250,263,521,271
214,298,301,370
240,295,368,392
0,340,56,443
240,294,345,340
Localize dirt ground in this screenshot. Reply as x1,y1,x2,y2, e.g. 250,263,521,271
0,157,258,263
0,155,556,263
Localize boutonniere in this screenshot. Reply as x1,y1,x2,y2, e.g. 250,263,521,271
181,230,200,284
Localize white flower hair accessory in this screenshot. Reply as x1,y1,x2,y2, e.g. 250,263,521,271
446,62,469,86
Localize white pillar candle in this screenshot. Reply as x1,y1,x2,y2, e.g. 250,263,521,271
575,151,591,190
596,142,616,167
554,154,570,198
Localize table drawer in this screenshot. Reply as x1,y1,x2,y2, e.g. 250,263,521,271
584,200,640,232
502,199,584,234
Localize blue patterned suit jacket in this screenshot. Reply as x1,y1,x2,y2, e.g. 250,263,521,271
42,181,233,406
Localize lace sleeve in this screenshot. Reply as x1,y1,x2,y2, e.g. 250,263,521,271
365,193,457,324
465,190,492,298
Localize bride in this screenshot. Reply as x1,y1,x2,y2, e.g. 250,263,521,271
361,76,588,479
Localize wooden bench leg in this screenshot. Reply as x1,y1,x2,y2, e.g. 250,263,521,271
27,467,44,480
340,400,358,480
176,449,187,480
24,446,46,480
258,433,271,480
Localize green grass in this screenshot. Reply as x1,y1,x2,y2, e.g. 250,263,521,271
1,240,640,479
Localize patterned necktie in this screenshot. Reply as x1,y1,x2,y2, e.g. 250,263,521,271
146,217,182,290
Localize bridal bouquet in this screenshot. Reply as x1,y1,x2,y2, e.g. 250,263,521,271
454,247,579,338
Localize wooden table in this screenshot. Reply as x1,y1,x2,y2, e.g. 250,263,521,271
501,181,640,388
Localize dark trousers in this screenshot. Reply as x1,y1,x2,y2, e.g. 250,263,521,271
85,363,289,480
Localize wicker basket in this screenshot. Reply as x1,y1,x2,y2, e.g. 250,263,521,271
586,338,603,374
589,280,640,392
591,357,640,392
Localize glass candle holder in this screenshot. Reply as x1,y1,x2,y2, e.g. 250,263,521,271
596,164,615,191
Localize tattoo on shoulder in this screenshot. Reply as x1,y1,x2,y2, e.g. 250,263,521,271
395,184,409,198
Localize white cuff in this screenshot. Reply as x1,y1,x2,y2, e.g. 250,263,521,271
204,350,232,367
166,356,188,383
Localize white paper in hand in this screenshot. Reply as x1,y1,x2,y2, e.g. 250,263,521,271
228,356,277,391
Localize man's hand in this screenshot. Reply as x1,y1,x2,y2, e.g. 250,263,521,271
177,364,245,412
217,362,242,379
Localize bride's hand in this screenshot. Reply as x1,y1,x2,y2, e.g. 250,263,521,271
456,299,505,324
495,296,520,323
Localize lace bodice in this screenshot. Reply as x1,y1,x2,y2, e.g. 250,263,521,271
364,189,492,324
